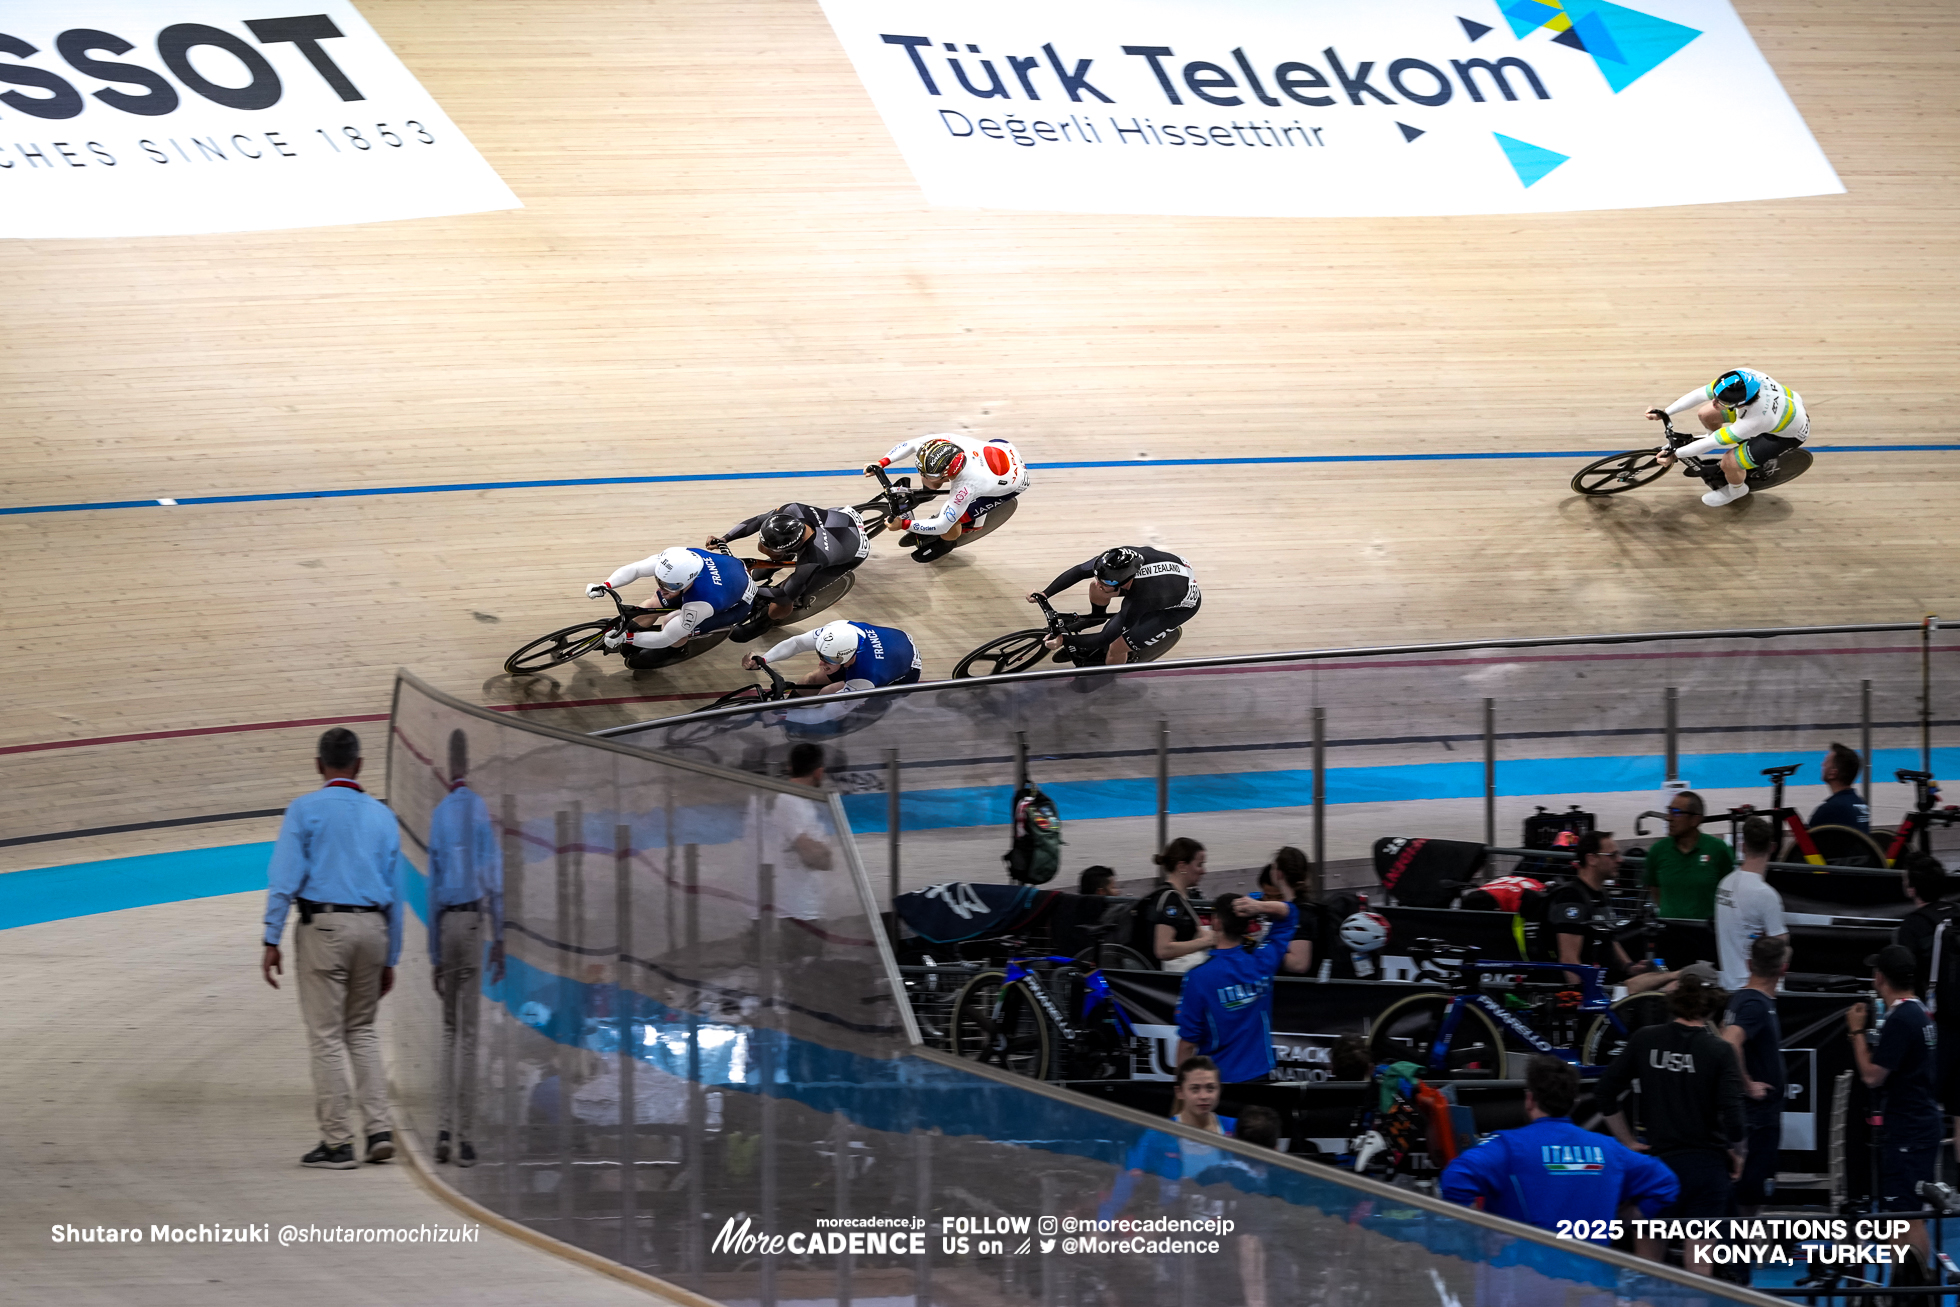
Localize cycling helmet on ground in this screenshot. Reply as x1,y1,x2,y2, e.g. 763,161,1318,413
1711,369,1761,408
1094,547,1143,588
651,547,703,591
917,438,966,479
759,512,805,554
1339,910,1391,954
812,620,862,665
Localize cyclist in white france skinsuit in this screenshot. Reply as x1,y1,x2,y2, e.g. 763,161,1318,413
1647,367,1809,508
865,433,1030,560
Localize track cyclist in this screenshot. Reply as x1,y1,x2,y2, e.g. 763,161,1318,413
585,546,757,668
865,433,1030,561
1646,367,1809,507
708,503,869,638
742,619,923,695
1029,546,1201,667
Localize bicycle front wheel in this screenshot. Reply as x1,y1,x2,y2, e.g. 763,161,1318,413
1074,943,1155,972
504,620,613,675
954,628,1052,678
1579,991,1671,1067
1369,994,1506,1078
949,971,1052,1079
1571,450,1669,496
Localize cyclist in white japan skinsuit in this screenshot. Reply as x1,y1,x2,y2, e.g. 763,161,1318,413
1646,368,1809,507
865,433,1030,561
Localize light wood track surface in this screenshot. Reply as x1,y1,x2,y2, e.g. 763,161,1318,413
4,0,1959,870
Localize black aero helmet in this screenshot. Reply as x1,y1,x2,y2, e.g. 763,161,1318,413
759,512,804,554
1711,369,1761,407
1094,547,1143,587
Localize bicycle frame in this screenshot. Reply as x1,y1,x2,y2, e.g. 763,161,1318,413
1885,769,1958,865
992,955,1135,1052
1422,954,1624,1075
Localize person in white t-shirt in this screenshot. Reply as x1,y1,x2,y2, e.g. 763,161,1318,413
1714,817,1790,990
753,743,837,962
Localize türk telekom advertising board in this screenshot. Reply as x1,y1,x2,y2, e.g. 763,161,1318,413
817,0,1843,216
0,2,517,237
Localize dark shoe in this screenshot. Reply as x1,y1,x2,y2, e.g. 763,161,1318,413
457,1140,477,1169
897,531,920,548
911,541,954,563
301,1141,358,1170
435,1131,452,1164
365,1131,395,1164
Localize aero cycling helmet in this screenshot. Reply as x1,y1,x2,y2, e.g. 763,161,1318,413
917,438,966,479
1339,910,1391,955
652,547,704,591
759,512,805,554
812,621,862,665
1094,547,1143,588
1711,369,1761,408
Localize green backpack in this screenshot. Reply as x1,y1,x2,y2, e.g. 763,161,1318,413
1004,781,1063,885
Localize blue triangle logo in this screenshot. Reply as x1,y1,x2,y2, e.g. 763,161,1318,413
1494,133,1569,187
1500,0,1563,39
1561,0,1700,91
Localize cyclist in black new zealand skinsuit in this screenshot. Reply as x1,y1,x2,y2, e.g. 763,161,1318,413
1030,546,1202,667
710,503,870,638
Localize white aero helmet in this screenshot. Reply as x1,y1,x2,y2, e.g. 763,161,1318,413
1339,911,1390,955
813,621,862,665
652,547,703,591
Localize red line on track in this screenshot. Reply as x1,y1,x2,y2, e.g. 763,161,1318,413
1,691,718,757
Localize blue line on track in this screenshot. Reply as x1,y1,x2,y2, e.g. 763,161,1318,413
5,445,1956,517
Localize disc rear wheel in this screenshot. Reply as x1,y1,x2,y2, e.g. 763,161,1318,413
950,971,1053,1079
1750,446,1813,490
1571,450,1669,496
1369,994,1506,1078
504,620,614,675
954,628,1052,678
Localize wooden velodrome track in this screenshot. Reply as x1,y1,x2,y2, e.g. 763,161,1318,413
5,0,1960,877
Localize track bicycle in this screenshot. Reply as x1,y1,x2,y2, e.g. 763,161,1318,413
1877,769,1960,865
952,593,1186,678
502,544,850,676
1367,938,1638,1078
949,940,1142,1081
1570,411,1813,498
854,464,1019,560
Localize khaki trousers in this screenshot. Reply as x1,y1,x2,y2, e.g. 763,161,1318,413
435,911,483,1138
295,911,390,1147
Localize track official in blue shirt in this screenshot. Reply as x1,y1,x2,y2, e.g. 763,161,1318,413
261,728,403,1170
1442,1056,1678,1237
427,729,504,1167
1174,894,1297,1082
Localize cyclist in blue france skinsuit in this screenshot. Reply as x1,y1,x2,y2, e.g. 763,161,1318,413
586,546,758,668
744,620,923,694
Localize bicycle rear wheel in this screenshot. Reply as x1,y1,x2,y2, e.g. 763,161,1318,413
1807,823,1890,868
504,620,613,675
1579,991,1671,1067
1571,450,1669,496
949,971,1053,1079
792,570,855,621
954,628,1051,678
1369,994,1506,1078
1750,446,1813,491
1074,943,1155,972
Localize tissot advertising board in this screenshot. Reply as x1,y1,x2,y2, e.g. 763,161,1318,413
0,1,518,236
817,0,1842,216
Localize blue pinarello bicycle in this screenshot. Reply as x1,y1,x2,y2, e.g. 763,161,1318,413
1367,938,1650,1079
949,943,1140,1082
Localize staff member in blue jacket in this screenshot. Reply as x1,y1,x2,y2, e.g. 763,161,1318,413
1173,893,1297,1082
262,728,403,1170
1442,1056,1678,1237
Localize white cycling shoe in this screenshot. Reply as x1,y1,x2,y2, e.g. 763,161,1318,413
1701,483,1751,507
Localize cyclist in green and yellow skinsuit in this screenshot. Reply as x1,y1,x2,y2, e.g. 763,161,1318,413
1647,367,1809,507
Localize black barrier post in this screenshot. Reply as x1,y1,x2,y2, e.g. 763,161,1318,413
886,747,901,909
1862,679,1874,789
758,852,778,1307
1156,719,1170,855
914,1129,933,1307
1311,707,1326,873
614,823,636,1266
684,841,705,1286
553,808,575,1240
1665,686,1679,783
1923,614,1937,773
1483,698,1497,847
501,794,521,1219
834,1110,853,1306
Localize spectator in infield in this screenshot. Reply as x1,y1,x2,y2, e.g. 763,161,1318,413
1174,892,1299,1082
1891,854,1960,1153
1441,1056,1677,1239
1078,865,1118,896
1644,790,1732,921
1715,818,1789,991
1722,936,1789,1218
1254,846,1320,976
1542,831,1657,986
1099,1056,1233,1220
1596,973,1746,1275
1808,741,1871,833
1849,944,1940,1275
1136,837,1215,972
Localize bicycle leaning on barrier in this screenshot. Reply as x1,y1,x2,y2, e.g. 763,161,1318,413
948,932,1145,1082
